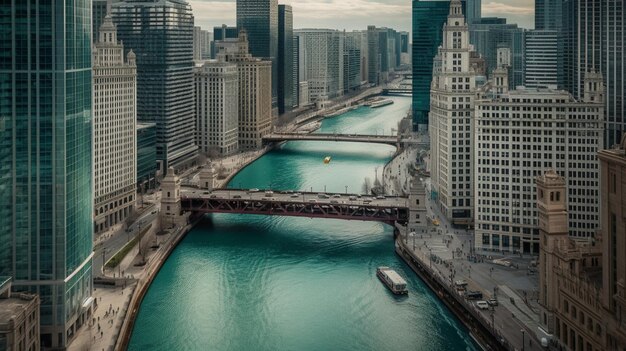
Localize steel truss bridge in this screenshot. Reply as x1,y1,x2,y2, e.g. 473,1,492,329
262,133,398,146
180,189,409,225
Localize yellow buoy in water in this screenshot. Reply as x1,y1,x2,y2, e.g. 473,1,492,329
323,156,331,164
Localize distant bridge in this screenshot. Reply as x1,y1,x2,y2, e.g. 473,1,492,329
262,133,399,146
180,189,409,225
382,88,412,96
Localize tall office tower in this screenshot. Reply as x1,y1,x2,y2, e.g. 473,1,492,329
382,28,398,73
344,31,364,93
524,30,559,88
93,13,137,235
474,74,604,253
429,0,477,226
215,32,273,150
213,24,238,58
599,136,626,351
412,0,452,131
469,18,525,88
237,0,278,109
113,0,198,170
202,31,213,60
292,35,300,108
399,31,410,65
378,29,389,82
193,27,212,61
535,0,563,30
137,123,158,186
295,29,344,102
465,0,481,24
0,1,94,348
194,61,239,156
360,31,369,83
278,5,294,114
367,26,380,85
574,0,625,147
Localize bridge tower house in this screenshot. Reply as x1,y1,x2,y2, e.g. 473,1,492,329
198,163,216,191
161,167,183,226
408,178,428,235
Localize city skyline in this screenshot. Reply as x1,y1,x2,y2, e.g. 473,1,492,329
190,0,535,33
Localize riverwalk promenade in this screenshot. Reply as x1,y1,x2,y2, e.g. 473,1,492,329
394,179,544,351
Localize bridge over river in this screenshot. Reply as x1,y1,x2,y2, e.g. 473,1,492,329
262,133,399,146
179,188,410,225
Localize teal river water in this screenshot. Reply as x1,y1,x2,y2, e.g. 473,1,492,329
128,97,477,351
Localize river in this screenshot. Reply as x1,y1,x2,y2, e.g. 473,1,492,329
128,96,477,351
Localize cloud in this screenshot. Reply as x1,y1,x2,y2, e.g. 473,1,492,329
188,0,534,33
482,2,534,16
189,0,411,31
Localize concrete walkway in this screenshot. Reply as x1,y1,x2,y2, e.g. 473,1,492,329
398,178,544,350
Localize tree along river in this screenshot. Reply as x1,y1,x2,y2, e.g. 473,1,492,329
128,96,477,351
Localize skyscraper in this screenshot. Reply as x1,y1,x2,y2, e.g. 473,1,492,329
524,30,559,88
93,13,138,235
367,26,380,85
412,0,452,131
469,18,525,88
344,31,365,92
569,0,625,147
112,0,198,170
535,0,564,30
429,0,477,225
194,62,239,156
215,32,273,150
465,0,481,24
0,1,94,348
295,29,345,102
237,0,278,109
278,5,294,114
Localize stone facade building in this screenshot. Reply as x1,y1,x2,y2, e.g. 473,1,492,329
215,31,272,150
0,278,40,351
536,134,626,351
474,73,604,253
93,13,137,234
429,0,478,226
194,61,239,156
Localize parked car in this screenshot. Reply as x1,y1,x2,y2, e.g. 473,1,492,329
465,291,483,300
475,301,489,310
487,298,498,306
233,195,242,199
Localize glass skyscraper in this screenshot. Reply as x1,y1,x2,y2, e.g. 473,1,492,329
278,5,294,114
237,0,279,109
566,0,625,147
412,0,452,131
0,1,94,348
469,18,525,88
112,0,198,170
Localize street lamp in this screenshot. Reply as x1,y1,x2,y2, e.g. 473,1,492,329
521,329,525,351
345,185,348,194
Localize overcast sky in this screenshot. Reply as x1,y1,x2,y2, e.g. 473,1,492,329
189,0,535,34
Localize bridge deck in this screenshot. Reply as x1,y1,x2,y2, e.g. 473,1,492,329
262,133,398,145
180,189,409,224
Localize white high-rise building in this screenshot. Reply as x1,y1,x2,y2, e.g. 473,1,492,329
474,72,605,254
215,31,272,150
429,0,478,226
92,12,137,234
295,29,344,102
194,61,239,156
